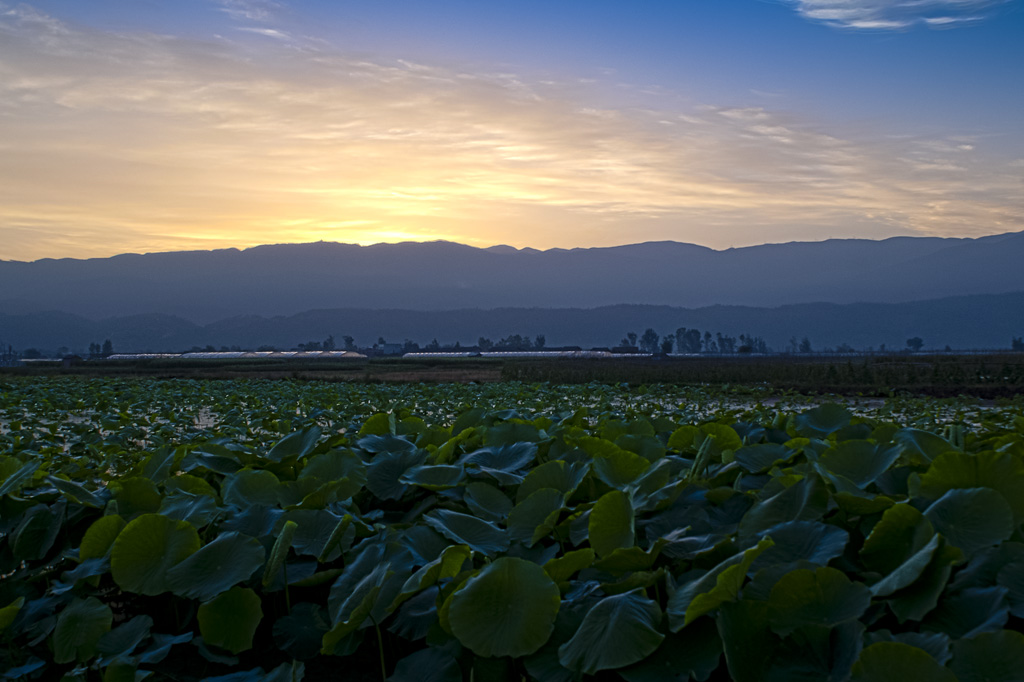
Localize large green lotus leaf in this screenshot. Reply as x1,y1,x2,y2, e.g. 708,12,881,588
750,520,849,571
923,487,1015,556
449,557,560,658
819,440,901,488
923,586,1009,639
109,477,162,519
166,532,266,601
459,442,538,485
48,474,105,508
667,425,701,452
111,513,201,595
589,490,635,558
164,474,218,499
508,488,564,546
483,421,542,446
544,548,595,584
323,563,391,652
698,423,743,459
390,544,472,611
618,616,721,682
160,490,219,528
53,596,113,664
197,586,262,655
222,468,282,508
558,590,664,675
716,600,778,682
670,536,773,629
913,450,1024,522
894,428,957,464
272,602,330,660
582,439,651,489
299,449,364,481
593,541,666,574
762,620,864,682
864,630,952,665
266,426,321,463
615,434,666,462
96,614,153,662
767,567,871,636
886,538,961,623
463,482,513,523
424,510,509,556
737,474,829,545
733,444,798,474
950,542,1024,592
0,597,24,632
860,503,935,574
0,459,40,497
278,509,348,559
366,449,428,500
358,412,396,438
793,404,852,438
869,533,942,598
850,642,956,682
949,630,1024,682
997,562,1024,617
517,460,590,503
13,501,65,560
389,647,463,682
399,464,466,490
79,514,127,561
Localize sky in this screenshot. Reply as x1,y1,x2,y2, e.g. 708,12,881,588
1,0,1022,261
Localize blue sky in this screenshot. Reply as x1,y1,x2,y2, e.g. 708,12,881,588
1,0,1022,259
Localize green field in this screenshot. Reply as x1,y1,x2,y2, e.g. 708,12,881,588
1,376,1023,681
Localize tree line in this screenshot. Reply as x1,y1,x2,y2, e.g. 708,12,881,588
620,328,769,354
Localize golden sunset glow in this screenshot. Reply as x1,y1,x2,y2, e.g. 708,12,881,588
1,2,1022,261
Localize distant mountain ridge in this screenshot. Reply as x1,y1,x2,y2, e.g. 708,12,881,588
3,232,1024,324
4,292,1024,353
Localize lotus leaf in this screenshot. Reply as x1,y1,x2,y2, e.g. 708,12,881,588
110,513,201,595
449,557,560,658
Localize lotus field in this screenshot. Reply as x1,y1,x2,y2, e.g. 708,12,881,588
2,376,1024,681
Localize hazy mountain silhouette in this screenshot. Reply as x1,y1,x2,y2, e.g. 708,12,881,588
3,232,1024,324
4,292,1023,353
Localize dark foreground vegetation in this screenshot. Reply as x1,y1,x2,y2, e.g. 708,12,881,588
502,353,1024,398
9,352,1024,397
1,377,1023,681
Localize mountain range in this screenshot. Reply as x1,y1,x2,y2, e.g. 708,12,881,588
2,232,1024,352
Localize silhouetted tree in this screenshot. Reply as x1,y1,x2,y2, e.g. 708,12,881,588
323,335,336,351
906,337,924,352
1013,337,1024,351
426,338,441,351
478,337,494,351
102,339,113,356
677,328,702,354
799,337,813,353
534,334,546,349
660,336,674,354
639,328,660,353
342,336,356,350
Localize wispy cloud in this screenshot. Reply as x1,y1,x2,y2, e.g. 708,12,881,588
214,0,284,23
0,7,1020,260
787,0,1009,29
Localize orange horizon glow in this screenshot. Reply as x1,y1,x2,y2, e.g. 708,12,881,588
1,6,1022,262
